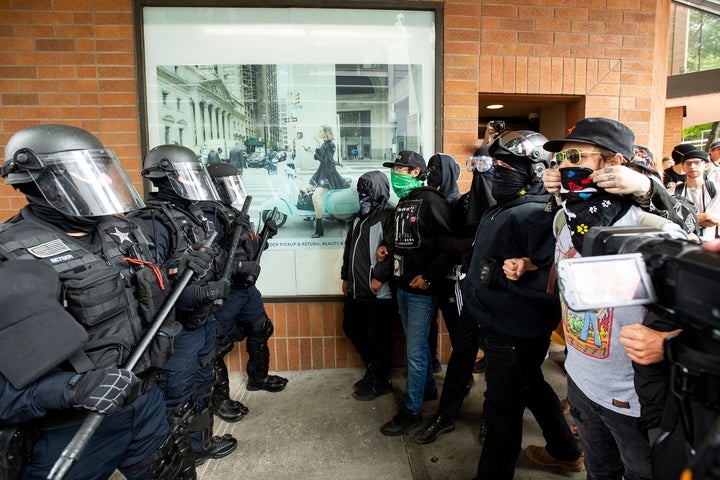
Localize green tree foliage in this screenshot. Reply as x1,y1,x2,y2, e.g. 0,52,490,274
683,122,713,141
687,11,720,72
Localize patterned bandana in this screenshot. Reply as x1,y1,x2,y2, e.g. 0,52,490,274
357,188,374,219
559,167,633,255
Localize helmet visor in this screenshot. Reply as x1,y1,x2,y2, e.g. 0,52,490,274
497,131,547,158
28,149,145,216
215,174,247,209
167,162,220,201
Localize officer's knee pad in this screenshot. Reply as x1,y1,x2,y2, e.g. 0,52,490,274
249,316,273,342
134,433,190,480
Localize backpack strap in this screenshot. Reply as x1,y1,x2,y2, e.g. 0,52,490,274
552,209,566,239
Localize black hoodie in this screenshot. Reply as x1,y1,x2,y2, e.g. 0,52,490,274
341,171,395,301
393,185,453,295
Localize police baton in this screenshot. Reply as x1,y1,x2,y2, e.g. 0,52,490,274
212,195,253,309
245,207,277,284
47,231,218,480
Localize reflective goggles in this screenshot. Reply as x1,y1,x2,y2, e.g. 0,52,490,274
554,148,602,166
466,155,494,173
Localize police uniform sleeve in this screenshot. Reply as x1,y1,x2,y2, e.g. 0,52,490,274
0,371,75,424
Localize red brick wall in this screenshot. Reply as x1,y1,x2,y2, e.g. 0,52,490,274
0,0,670,372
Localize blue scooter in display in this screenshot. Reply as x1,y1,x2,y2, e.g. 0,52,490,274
260,176,358,227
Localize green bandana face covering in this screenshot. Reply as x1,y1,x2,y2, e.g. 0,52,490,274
391,171,424,198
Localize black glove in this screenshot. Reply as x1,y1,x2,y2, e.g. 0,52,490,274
235,260,261,279
183,245,213,278
70,368,140,414
197,279,230,303
264,219,278,239
234,212,252,231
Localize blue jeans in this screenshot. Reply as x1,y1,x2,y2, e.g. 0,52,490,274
567,377,652,480
397,288,437,415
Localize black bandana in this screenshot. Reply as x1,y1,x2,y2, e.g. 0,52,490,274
560,167,633,255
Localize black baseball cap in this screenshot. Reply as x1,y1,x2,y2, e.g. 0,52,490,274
682,150,710,163
671,143,696,164
543,117,635,161
709,139,720,151
383,150,426,171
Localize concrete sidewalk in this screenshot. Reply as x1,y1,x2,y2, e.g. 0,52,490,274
194,357,584,480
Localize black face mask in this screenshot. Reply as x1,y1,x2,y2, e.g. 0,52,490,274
491,163,529,205
426,164,442,189
560,167,633,255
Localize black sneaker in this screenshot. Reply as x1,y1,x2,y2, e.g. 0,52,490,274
432,358,442,374
380,406,422,436
413,414,455,444
353,369,373,391
353,381,378,401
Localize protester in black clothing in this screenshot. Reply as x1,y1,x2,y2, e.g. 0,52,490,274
378,150,454,436
412,148,497,446
463,130,583,480
425,153,462,372
341,171,396,401
303,125,349,237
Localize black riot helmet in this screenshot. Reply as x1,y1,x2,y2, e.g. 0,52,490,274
489,130,552,180
206,162,248,209
1,124,145,216
142,144,220,202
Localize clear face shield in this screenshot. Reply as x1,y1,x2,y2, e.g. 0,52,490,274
166,162,221,201
17,148,145,216
214,174,247,209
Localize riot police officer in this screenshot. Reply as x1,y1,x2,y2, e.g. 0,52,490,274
0,124,190,479
204,163,287,411
129,145,237,466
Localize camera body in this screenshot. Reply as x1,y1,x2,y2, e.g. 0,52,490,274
488,120,506,134
580,226,720,333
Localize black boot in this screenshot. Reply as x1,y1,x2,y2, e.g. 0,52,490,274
247,342,288,392
191,408,237,465
311,218,324,238
211,358,249,422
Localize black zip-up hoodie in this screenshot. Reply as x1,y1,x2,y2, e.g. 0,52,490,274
340,171,395,301
393,185,453,295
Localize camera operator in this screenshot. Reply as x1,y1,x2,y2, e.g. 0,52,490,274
617,238,720,480
543,117,688,480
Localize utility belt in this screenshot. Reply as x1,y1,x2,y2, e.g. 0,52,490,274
0,424,40,480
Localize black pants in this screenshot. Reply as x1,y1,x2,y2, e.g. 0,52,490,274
476,331,580,480
437,306,480,417
342,297,395,379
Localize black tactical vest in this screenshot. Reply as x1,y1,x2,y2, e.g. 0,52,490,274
0,207,170,377
129,199,218,327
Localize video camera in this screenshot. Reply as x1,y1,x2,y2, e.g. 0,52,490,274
557,225,720,480
556,226,720,336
